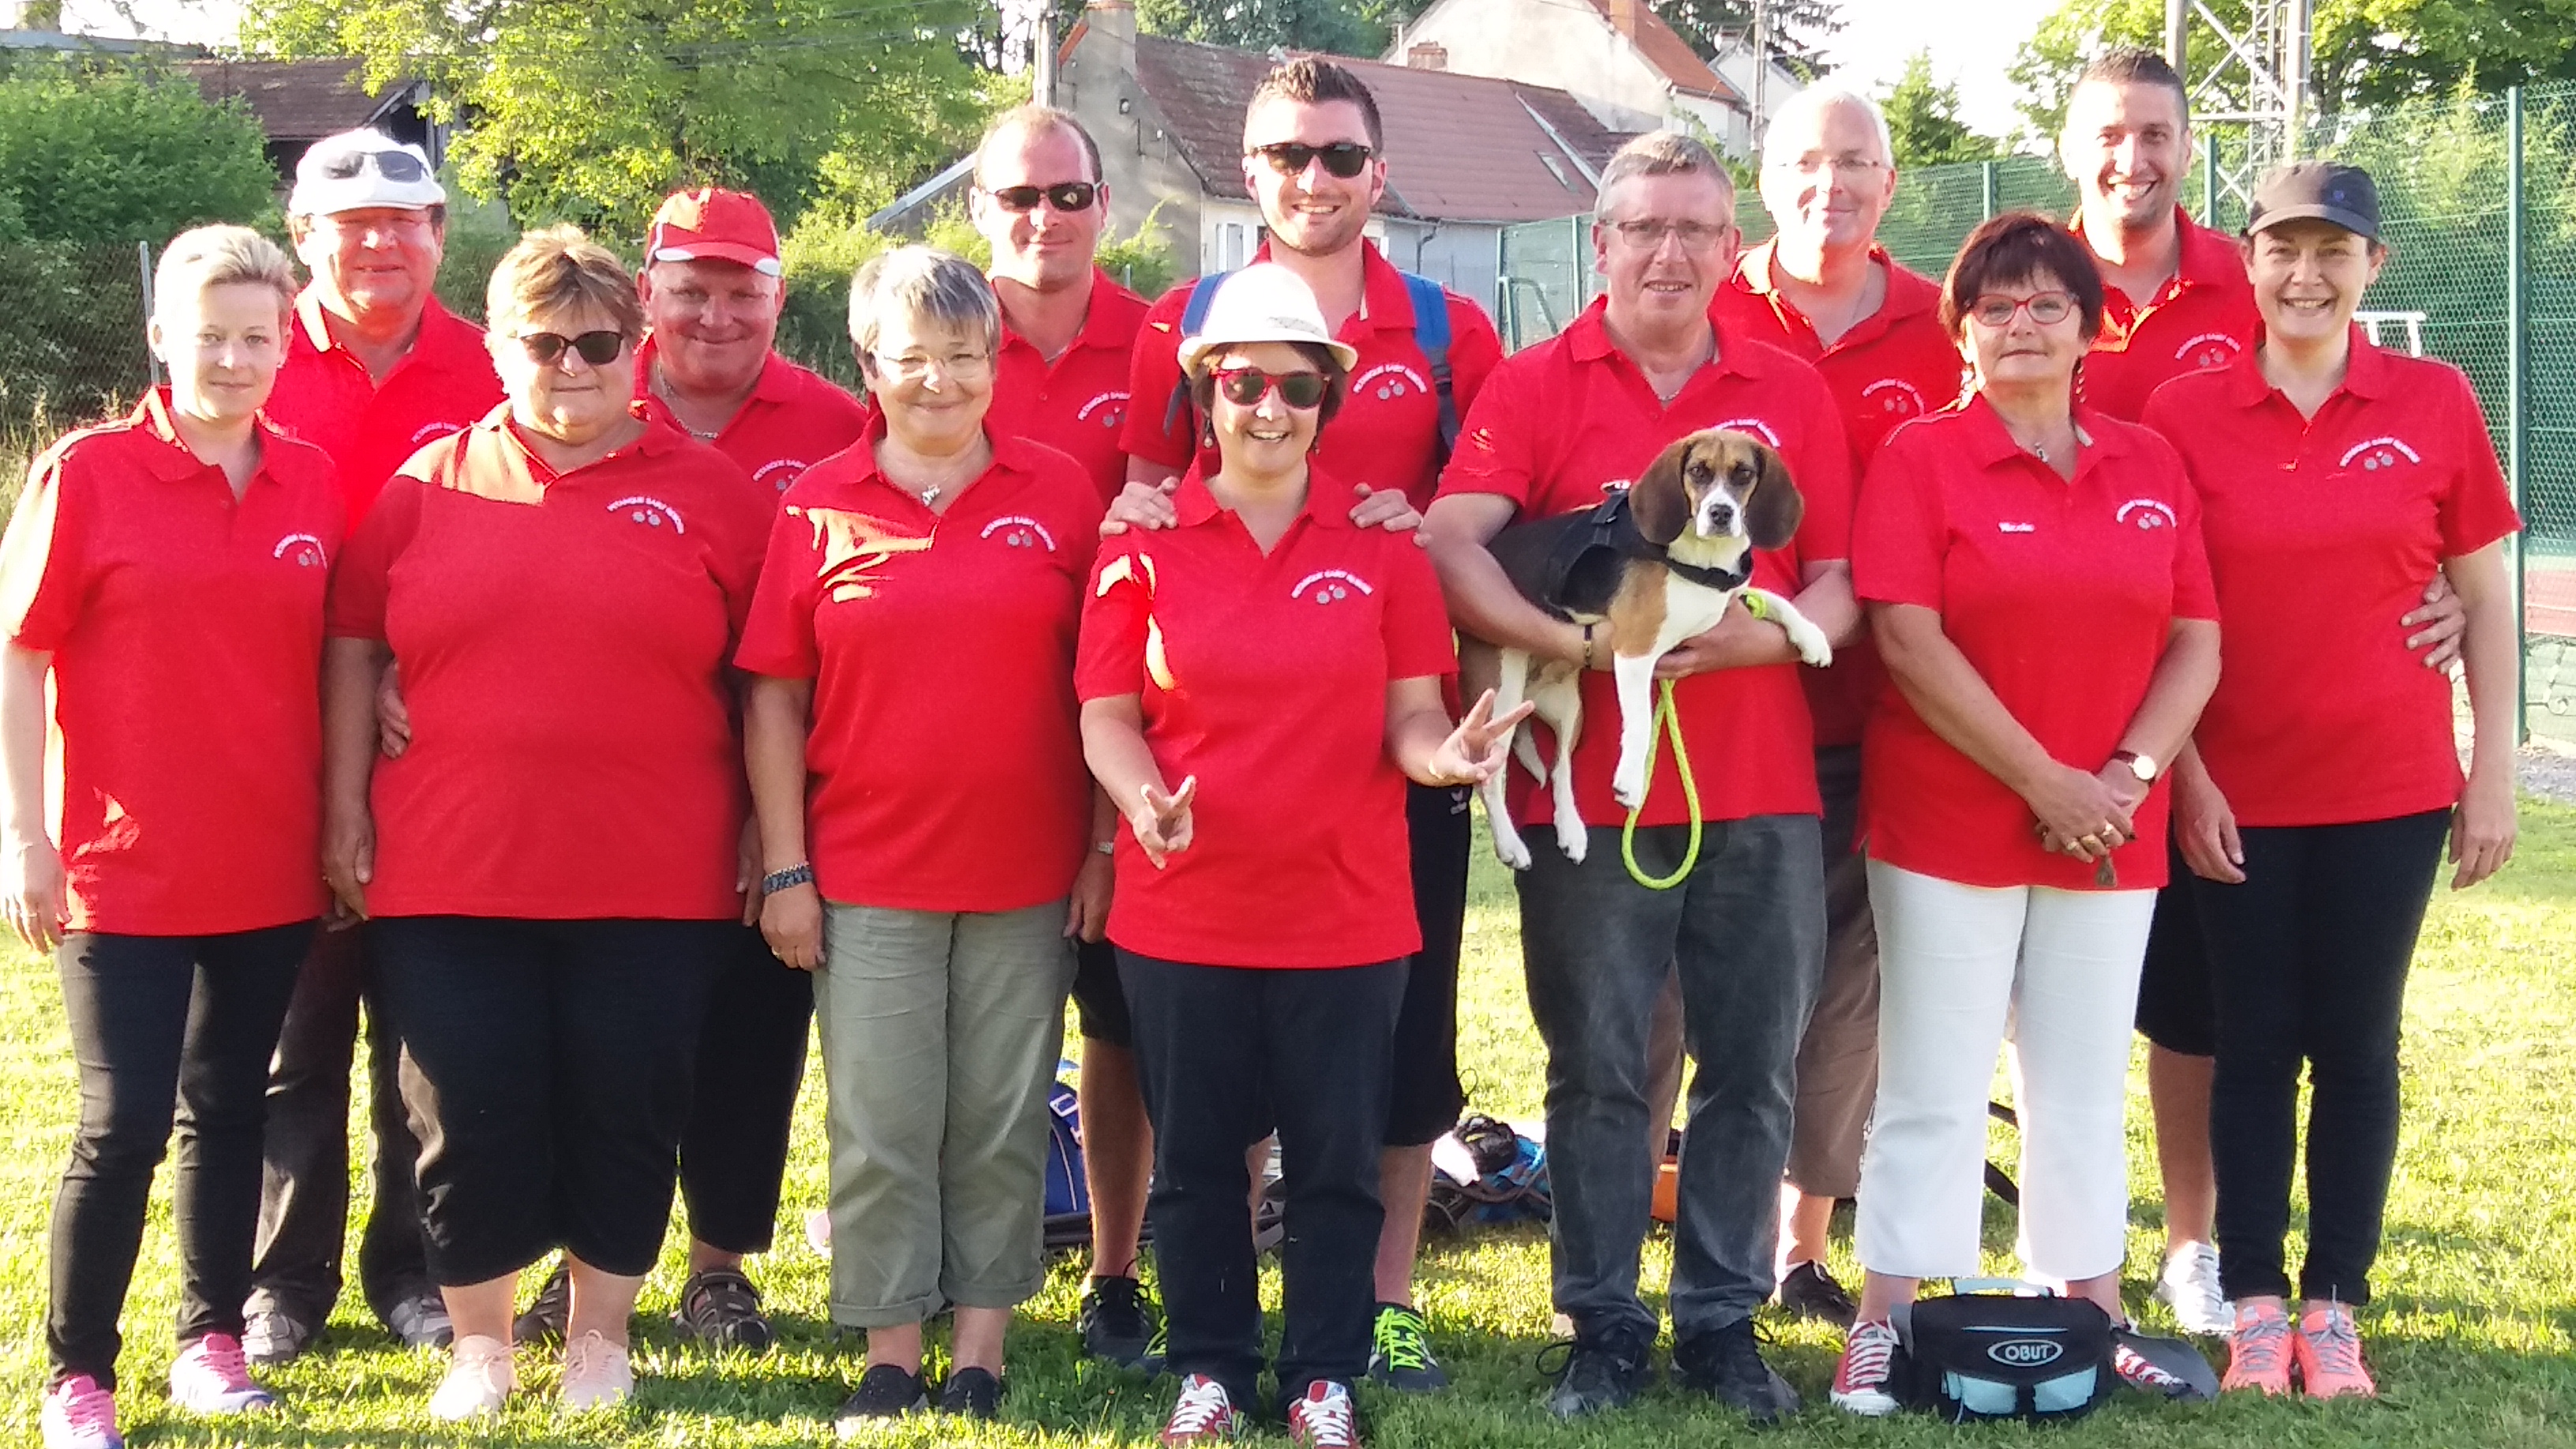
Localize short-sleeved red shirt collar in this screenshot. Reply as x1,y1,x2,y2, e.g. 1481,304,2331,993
2208,322,2395,408
1728,241,1945,354
990,268,1150,504
2070,208,2244,315
1001,268,1149,362
633,339,868,496
270,287,502,520
1168,466,1360,535
2067,208,2259,420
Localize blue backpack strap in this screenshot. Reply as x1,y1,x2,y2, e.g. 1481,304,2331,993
1398,270,1461,462
1163,271,1230,442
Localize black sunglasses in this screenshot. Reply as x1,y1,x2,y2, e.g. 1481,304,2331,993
319,148,431,184
987,182,1099,213
1214,367,1327,410
1249,141,1373,179
518,330,627,366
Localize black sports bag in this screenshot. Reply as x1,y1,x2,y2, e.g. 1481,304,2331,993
1892,1280,2117,1423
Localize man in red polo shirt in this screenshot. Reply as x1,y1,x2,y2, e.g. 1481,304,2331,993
971,105,1151,505
1712,84,1964,1332
245,128,503,1366
1425,130,1856,1425
1099,59,1506,1392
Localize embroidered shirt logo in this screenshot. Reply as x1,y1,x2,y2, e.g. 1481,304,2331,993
2173,331,2245,370
980,515,1059,551
1861,378,1928,417
2338,436,2423,471
271,532,328,568
754,458,811,492
795,506,932,601
1078,391,1130,429
1710,417,1784,447
1354,362,1430,402
1998,521,2037,533
608,495,687,534
410,421,465,446
2117,499,2178,530
1291,568,1374,605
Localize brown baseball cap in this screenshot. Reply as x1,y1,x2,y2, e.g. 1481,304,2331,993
2245,161,2381,242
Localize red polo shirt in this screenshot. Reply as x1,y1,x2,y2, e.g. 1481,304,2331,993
1076,466,1455,968
2143,334,2518,827
0,391,343,934
266,290,502,526
1437,300,1854,827
1121,241,1505,508
736,425,1103,912
2072,210,2260,422
635,340,869,498
989,268,1151,505
1715,241,1965,750
328,410,769,920
1852,396,2218,889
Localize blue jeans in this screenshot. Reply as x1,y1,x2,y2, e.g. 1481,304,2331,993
1516,814,1823,1340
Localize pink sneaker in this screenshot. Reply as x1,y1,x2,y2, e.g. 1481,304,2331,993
2293,1302,2377,1399
167,1333,277,1414
40,1375,122,1449
2222,1300,2294,1396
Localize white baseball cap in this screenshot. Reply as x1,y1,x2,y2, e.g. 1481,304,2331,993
289,130,446,216
1176,264,1359,375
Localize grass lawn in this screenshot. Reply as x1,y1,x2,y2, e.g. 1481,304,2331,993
1,805,2572,1447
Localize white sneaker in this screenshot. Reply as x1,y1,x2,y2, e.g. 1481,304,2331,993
561,1330,634,1411
429,1334,515,1421
2154,1241,2233,1336
167,1334,277,1414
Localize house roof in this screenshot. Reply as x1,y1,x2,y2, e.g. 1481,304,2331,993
1127,34,1612,223
1575,0,1740,104
181,58,421,142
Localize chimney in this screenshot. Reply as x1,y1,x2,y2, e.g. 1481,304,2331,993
1406,41,1447,69
1084,0,1138,80
1606,0,1639,35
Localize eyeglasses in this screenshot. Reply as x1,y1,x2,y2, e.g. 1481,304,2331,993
317,148,431,184
1967,291,2078,327
518,330,627,366
1777,155,1889,178
1606,218,1732,253
870,349,994,382
1249,142,1374,179
1212,367,1327,410
985,181,1099,213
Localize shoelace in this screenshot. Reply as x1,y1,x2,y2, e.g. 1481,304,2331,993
1837,1322,1898,1389
55,1380,116,1434
2113,1339,2183,1390
1292,1387,1357,1447
2233,1311,2292,1375
1374,1309,1433,1372
191,1335,253,1387
1166,1377,1235,1434
2303,1309,2366,1376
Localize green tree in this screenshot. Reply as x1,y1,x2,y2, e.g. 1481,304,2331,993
1878,50,1998,167
1136,0,1387,58
1648,0,1840,78
0,60,275,245
245,0,998,238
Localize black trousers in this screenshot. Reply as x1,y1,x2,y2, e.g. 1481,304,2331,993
369,915,728,1286
1120,949,1405,1413
48,923,313,1389
2186,809,2451,1305
678,925,814,1255
248,924,431,1330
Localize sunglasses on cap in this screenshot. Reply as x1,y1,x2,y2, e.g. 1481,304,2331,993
1249,141,1373,179
1213,367,1327,410
986,181,1099,213
518,330,627,366
317,147,432,184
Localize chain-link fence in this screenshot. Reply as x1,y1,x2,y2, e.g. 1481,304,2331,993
1500,80,2576,749
0,241,156,499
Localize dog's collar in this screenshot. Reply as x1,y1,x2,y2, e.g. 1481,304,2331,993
1666,554,1752,591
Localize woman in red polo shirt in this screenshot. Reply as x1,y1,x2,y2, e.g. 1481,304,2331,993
1829,212,2222,1415
2142,164,2518,1399
737,245,1109,1428
322,227,769,1421
3,226,339,1447
1078,265,1518,1449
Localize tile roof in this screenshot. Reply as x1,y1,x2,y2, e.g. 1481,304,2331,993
1130,34,1610,223
181,58,416,142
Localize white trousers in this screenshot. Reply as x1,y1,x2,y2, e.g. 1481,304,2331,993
1855,860,2154,1283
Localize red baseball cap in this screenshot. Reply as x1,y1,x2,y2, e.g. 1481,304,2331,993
647,188,784,277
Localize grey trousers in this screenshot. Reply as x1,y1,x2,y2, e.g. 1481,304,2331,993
815,900,1074,1328
1518,814,1825,1340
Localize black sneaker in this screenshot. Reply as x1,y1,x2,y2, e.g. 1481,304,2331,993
1538,1321,1655,1419
513,1259,570,1347
674,1266,774,1352
1367,1302,1450,1392
1775,1260,1859,1329
834,1364,927,1432
1672,1317,1801,1424
1079,1275,1159,1369
938,1366,1003,1420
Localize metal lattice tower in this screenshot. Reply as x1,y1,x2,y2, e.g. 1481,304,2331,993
2166,0,2312,214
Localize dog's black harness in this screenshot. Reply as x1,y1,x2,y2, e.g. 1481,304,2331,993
1530,492,1752,619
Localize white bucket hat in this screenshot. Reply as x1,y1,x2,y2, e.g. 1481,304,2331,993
288,130,446,217
1175,264,1360,376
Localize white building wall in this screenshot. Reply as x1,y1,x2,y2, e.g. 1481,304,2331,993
1398,0,1672,127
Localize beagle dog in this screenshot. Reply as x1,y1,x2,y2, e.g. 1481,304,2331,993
1469,428,1833,869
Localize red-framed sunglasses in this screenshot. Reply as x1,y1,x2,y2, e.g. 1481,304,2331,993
1211,367,1327,410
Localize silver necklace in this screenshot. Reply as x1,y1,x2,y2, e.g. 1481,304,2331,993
651,373,724,441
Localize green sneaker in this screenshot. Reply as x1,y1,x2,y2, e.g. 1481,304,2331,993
1368,1301,1450,1392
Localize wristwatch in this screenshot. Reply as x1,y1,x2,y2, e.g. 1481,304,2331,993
2110,750,2159,784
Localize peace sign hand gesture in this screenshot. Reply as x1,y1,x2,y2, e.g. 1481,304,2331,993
1426,689,1536,787
1128,776,1197,869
